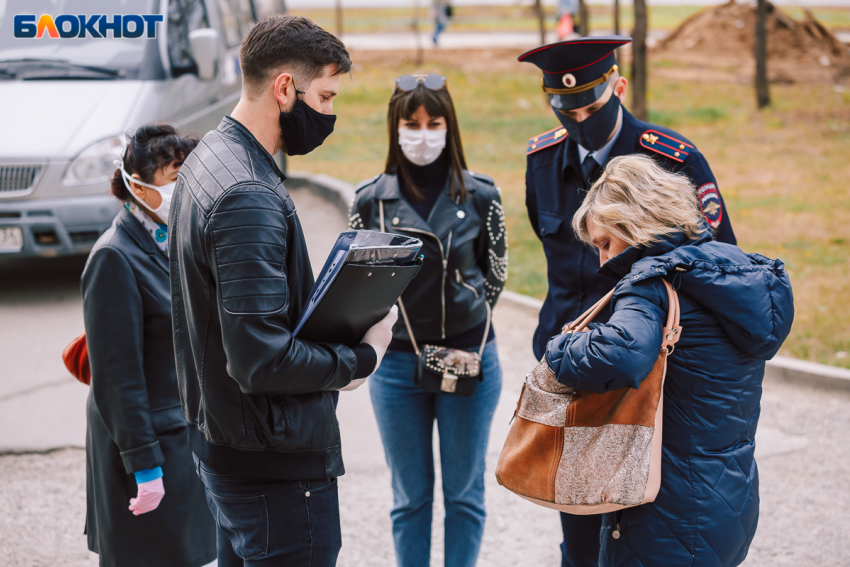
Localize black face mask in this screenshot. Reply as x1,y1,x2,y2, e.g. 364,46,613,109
279,98,336,156
555,94,620,152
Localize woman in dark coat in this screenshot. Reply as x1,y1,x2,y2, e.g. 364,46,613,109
82,125,216,567
546,155,794,567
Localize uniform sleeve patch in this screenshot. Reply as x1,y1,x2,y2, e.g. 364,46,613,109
697,183,723,229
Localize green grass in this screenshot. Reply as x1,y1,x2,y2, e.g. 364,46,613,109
289,4,850,34
289,52,850,368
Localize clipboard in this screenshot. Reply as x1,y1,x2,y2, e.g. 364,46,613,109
295,230,423,347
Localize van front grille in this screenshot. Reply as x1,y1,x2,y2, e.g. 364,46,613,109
0,165,43,195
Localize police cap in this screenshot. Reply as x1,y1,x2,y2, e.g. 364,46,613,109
518,35,632,111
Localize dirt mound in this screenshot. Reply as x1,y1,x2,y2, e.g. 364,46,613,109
655,0,850,84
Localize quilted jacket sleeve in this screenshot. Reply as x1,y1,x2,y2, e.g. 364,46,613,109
82,246,164,474
208,185,359,395
545,279,667,393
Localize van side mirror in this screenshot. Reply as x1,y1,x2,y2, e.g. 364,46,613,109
189,28,221,81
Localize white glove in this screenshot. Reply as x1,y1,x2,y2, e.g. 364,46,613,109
338,378,367,391
361,305,398,371
338,306,398,391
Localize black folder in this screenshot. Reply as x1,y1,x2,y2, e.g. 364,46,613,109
294,230,423,347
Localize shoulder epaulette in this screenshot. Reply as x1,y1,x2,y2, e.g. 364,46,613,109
639,130,694,163
527,126,568,155
355,174,381,193
468,170,495,186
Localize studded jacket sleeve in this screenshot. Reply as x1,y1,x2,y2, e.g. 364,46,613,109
477,185,509,307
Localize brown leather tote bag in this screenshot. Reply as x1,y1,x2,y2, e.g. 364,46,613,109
496,279,681,514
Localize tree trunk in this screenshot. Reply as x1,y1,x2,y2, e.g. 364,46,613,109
335,0,343,37
579,0,589,37
630,0,647,120
614,0,620,36
533,0,546,45
755,0,771,108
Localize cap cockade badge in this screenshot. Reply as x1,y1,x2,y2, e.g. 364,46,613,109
561,73,577,88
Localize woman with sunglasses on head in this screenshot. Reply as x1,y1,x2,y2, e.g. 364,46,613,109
81,124,216,567
350,74,508,567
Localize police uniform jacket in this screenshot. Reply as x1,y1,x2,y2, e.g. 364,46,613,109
526,107,736,358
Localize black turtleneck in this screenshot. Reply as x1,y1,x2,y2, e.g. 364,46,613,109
399,152,449,222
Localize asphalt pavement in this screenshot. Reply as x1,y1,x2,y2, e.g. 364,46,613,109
0,187,848,566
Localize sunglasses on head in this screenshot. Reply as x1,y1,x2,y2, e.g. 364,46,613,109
396,74,447,92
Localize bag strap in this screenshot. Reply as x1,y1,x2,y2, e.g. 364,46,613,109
562,289,615,334
561,277,683,352
660,278,682,353
380,200,491,358
476,301,492,357
380,200,421,355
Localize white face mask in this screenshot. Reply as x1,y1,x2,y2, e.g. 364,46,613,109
118,165,175,223
398,128,447,166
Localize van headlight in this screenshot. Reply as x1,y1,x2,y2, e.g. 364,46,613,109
62,136,125,187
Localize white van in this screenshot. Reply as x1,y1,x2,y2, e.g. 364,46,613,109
0,0,263,257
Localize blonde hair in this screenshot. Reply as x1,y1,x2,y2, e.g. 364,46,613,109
572,154,708,248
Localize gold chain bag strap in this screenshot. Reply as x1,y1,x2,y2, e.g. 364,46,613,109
379,201,491,397
495,279,681,513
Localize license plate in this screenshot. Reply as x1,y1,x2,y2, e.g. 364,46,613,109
0,227,23,253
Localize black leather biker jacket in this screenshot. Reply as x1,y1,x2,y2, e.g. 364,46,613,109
349,170,508,343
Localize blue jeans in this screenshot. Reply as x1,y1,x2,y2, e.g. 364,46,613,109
369,340,502,567
193,455,341,567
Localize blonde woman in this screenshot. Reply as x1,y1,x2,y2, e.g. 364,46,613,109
545,155,794,567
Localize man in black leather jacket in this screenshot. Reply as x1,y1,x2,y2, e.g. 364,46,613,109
169,16,396,566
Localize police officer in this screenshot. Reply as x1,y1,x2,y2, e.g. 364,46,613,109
518,36,737,567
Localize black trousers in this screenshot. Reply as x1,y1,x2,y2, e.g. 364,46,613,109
560,512,602,567
194,455,342,566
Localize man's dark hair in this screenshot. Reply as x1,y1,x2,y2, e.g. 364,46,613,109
239,15,352,97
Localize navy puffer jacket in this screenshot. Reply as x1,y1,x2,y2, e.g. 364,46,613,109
546,231,794,567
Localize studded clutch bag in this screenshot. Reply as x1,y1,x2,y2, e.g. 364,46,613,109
416,344,483,396
400,298,491,397
495,279,681,516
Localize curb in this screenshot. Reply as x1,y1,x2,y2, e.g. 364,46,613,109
294,172,850,393
287,170,354,218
